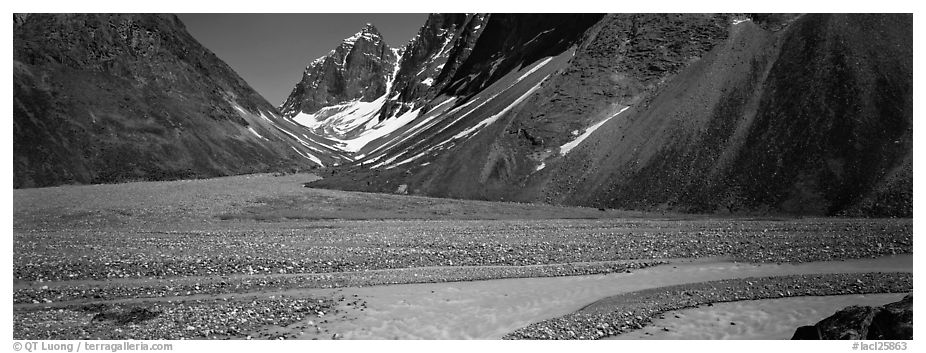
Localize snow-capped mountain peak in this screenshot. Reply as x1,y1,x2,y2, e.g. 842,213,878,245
279,22,399,120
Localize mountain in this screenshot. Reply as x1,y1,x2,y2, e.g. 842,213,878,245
13,13,333,188
280,23,400,119
296,13,911,217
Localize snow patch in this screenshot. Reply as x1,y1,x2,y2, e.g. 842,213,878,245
421,77,434,86
559,106,630,156
343,28,381,46
373,60,557,169
290,146,324,166
385,48,403,95
524,29,554,47
433,34,455,59
292,94,387,134
451,74,550,141
339,107,423,152
362,97,458,158
516,57,554,83
247,127,269,141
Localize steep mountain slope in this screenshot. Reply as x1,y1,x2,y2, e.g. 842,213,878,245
281,15,489,157
298,13,912,217
379,14,486,120
280,14,602,161
544,13,912,217
280,23,400,120
13,13,333,188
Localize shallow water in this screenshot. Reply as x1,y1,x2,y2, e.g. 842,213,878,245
294,254,911,339
609,293,908,340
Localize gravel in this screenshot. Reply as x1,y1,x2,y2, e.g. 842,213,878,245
14,296,337,340
14,260,662,304
14,218,911,282
11,175,914,340
503,272,913,339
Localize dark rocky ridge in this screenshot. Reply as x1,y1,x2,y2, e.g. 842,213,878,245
14,13,321,188
309,13,912,217
792,294,912,340
378,13,484,120
279,24,399,117
441,13,605,97
380,13,604,119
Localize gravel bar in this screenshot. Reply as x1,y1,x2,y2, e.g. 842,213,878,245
14,219,912,282
15,260,663,305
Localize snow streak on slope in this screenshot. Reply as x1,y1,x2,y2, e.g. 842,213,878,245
292,95,387,135
247,127,269,141
366,52,571,169
288,35,409,156
559,106,630,155
229,100,350,167
451,74,550,141
283,20,576,171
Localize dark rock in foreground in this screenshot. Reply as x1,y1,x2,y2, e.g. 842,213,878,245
792,294,912,340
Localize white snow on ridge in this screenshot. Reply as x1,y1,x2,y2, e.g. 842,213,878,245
371,54,560,169
290,146,324,166
310,55,328,67
291,95,386,134
524,29,554,47
434,34,455,59
235,106,328,166
421,77,434,86
380,74,551,170
451,74,551,141
559,106,630,156
247,127,269,141
343,28,381,46
516,57,554,83
376,149,428,169
334,107,424,153
363,92,490,168
385,48,403,96
362,97,457,157
258,111,330,166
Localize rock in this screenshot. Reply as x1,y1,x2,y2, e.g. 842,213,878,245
792,294,913,340
280,23,399,117
868,294,913,339
791,325,820,340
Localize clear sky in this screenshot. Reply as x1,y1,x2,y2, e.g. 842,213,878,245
176,13,429,107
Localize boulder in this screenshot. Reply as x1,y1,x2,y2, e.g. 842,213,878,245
792,294,912,340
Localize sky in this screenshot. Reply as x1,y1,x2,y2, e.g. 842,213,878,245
176,14,429,106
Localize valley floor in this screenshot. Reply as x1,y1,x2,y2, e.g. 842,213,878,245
12,173,913,339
